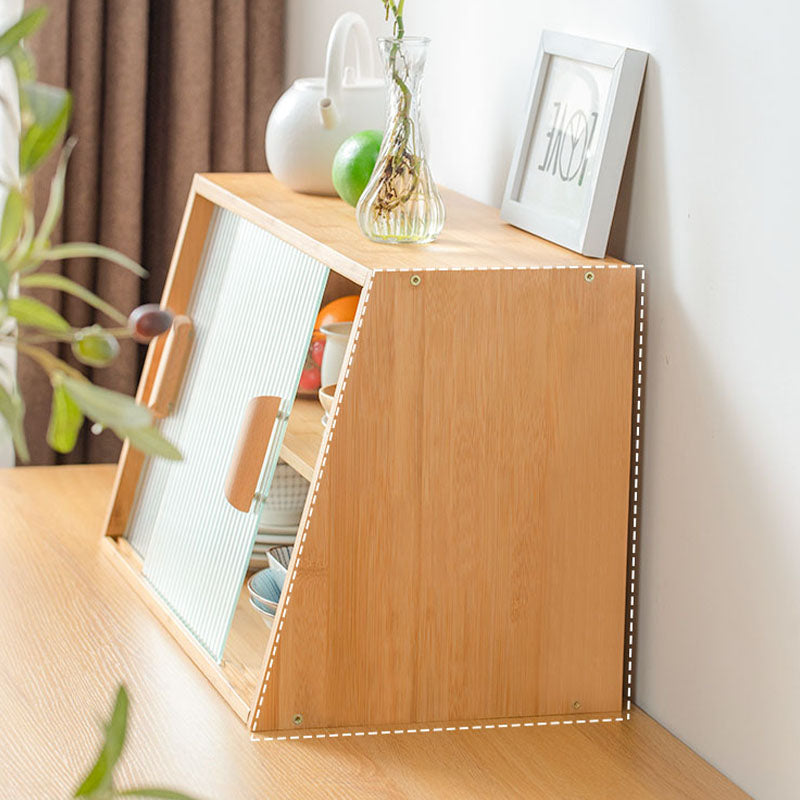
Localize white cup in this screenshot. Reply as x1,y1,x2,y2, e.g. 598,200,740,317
320,322,353,387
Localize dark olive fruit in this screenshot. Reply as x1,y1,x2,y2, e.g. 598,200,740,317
71,327,120,367
128,304,174,343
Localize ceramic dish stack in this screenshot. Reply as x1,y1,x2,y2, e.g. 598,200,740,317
250,462,308,567
247,545,293,628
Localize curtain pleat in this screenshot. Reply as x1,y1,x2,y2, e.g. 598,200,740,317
62,0,104,338
22,0,285,464
245,0,285,171
212,0,247,170
19,0,70,465
90,1,150,464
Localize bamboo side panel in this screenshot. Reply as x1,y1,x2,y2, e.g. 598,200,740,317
253,267,637,732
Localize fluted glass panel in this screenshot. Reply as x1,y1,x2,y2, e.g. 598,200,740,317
127,207,328,660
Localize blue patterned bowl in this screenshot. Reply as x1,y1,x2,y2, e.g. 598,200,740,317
267,545,292,585
247,567,283,620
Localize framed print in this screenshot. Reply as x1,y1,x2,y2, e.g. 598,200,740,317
501,32,647,257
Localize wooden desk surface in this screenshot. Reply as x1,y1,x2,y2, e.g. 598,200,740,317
0,465,748,800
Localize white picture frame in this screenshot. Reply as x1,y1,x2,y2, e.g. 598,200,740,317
501,32,647,258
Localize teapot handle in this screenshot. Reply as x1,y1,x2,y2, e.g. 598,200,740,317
320,12,374,130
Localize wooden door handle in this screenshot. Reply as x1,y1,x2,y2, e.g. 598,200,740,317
149,315,194,419
225,396,281,512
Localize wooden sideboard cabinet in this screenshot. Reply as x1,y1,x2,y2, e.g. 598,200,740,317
102,173,643,737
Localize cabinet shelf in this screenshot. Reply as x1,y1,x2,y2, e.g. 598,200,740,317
279,398,325,482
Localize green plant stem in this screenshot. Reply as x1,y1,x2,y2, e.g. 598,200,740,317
1,326,135,347
371,0,424,217
383,0,404,37
15,340,84,380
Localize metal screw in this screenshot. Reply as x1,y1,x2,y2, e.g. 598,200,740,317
584,271,595,283
572,700,582,710
292,713,303,726
410,274,421,286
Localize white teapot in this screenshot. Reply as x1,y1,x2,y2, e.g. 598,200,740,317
265,13,384,195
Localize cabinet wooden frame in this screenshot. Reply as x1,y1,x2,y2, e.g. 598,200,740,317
101,173,642,735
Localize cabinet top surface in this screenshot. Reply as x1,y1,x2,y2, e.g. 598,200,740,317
195,173,627,282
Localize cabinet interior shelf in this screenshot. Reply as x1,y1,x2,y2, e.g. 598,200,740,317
280,398,325,482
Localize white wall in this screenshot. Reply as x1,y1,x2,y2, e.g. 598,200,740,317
288,2,800,798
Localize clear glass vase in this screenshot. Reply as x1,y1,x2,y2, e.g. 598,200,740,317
356,37,445,244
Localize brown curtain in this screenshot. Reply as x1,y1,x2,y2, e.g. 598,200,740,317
21,0,284,464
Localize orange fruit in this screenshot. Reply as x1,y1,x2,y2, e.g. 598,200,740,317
313,295,360,340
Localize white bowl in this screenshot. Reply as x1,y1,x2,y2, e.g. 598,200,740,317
318,384,336,420
259,462,309,528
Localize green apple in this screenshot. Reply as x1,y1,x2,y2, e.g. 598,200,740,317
332,130,383,207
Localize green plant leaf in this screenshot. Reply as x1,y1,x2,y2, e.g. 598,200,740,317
0,382,29,462
8,43,36,83
72,327,121,367
119,789,202,799
73,749,110,797
6,295,70,331
37,242,147,278
19,81,72,174
60,375,151,430
0,7,48,59
47,382,83,453
116,424,182,461
0,260,9,296
6,206,35,273
0,188,24,257
104,685,129,769
20,273,128,324
74,685,128,797
33,137,75,251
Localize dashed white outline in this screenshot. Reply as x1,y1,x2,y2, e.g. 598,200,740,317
251,715,628,741
625,265,645,720
250,264,645,741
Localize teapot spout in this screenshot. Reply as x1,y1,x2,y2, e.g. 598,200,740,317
319,98,339,130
